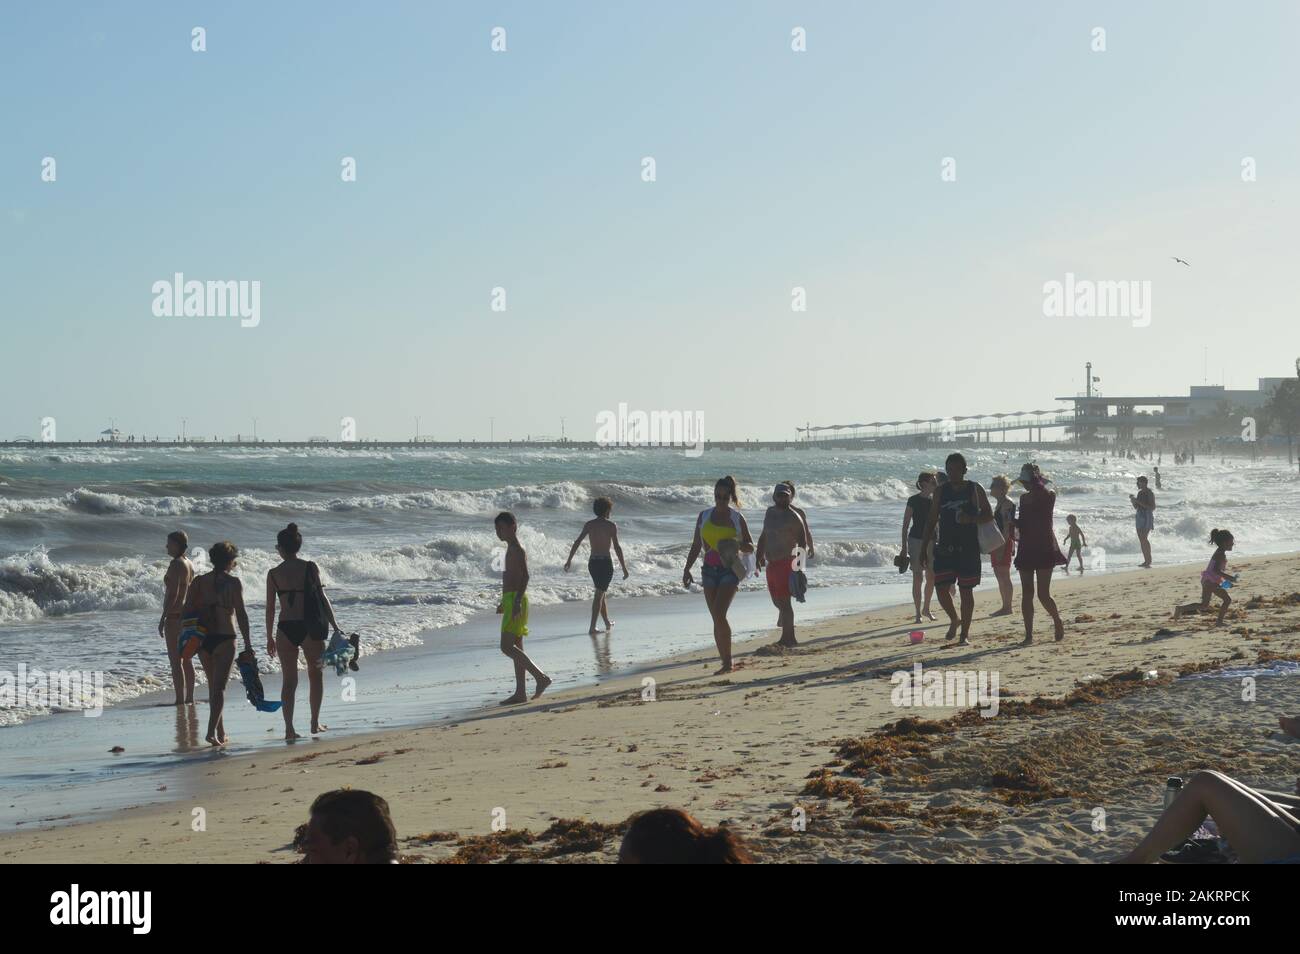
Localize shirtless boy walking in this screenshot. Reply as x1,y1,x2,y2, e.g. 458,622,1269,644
495,512,551,705
564,496,629,635
756,483,808,647
158,530,195,705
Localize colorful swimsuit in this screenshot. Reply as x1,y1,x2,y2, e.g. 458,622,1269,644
697,507,743,588
1200,554,1226,587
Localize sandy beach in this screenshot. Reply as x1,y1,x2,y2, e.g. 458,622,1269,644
4,554,1298,864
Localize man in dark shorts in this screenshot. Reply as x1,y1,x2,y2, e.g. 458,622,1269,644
920,452,994,645
564,497,628,635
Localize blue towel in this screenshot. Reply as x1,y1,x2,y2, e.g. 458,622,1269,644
236,650,282,712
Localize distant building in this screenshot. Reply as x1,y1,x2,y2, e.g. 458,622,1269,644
1058,378,1289,442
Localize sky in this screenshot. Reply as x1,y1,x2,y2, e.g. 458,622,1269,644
3,1,1299,442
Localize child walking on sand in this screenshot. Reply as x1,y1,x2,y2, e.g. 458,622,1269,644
564,496,629,635
494,512,551,704
1174,529,1237,626
987,476,1016,616
1061,514,1087,573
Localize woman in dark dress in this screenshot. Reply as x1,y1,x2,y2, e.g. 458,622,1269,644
1011,463,1067,644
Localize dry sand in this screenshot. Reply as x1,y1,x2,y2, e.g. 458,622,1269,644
4,555,1298,863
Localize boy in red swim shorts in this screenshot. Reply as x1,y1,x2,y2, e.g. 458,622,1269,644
756,483,808,647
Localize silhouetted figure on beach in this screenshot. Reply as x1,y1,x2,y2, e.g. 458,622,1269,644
183,541,252,745
266,523,344,738
158,530,195,705
495,511,550,704
1012,464,1066,644
1131,476,1156,567
683,476,754,673
565,496,628,635
920,453,994,645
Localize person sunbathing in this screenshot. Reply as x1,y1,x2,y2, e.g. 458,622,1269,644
1117,770,1300,864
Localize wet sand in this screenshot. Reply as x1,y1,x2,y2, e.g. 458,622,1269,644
4,554,1298,863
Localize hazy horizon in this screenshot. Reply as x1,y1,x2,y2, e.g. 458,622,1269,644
5,1,1299,442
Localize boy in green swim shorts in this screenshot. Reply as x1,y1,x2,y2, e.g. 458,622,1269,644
494,511,551,705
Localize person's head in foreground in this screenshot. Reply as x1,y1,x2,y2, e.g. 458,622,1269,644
915,471,936,495
494,510,517,543
944,452,967,484
989,475,1010,500
209,540,238,573
772,482,793,508
1066,514,1078,526
303,789,398,864
166,530,188,558
1209,528,1234,551
1136,475,1149,490
618,808,754,864
714,475,739,507
593,496,613,519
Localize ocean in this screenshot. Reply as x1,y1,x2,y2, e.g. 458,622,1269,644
2,443,1297,732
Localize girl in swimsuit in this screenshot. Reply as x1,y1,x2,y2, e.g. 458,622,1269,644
987,476,1016,617
266,523,343,740
182,541,252,746
682,476,753,674
1174,528,1236,626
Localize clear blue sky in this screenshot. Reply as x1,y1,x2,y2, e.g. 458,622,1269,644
3,1,1298,441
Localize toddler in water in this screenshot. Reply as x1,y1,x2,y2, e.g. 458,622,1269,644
1174,529,1237,626
1061,514,1087,573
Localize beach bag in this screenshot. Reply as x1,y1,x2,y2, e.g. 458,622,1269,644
301,561,330,640
977,520,1005,555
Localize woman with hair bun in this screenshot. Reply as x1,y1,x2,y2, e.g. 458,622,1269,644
266,523,344,739
682,476,754,674
618,808,754,864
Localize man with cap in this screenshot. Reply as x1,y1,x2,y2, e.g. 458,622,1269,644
756,482,808,647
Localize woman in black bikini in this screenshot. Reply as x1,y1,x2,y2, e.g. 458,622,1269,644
266,523,342,740
182,541,252,746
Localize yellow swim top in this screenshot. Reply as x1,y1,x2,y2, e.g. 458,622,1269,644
698,508,742,566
